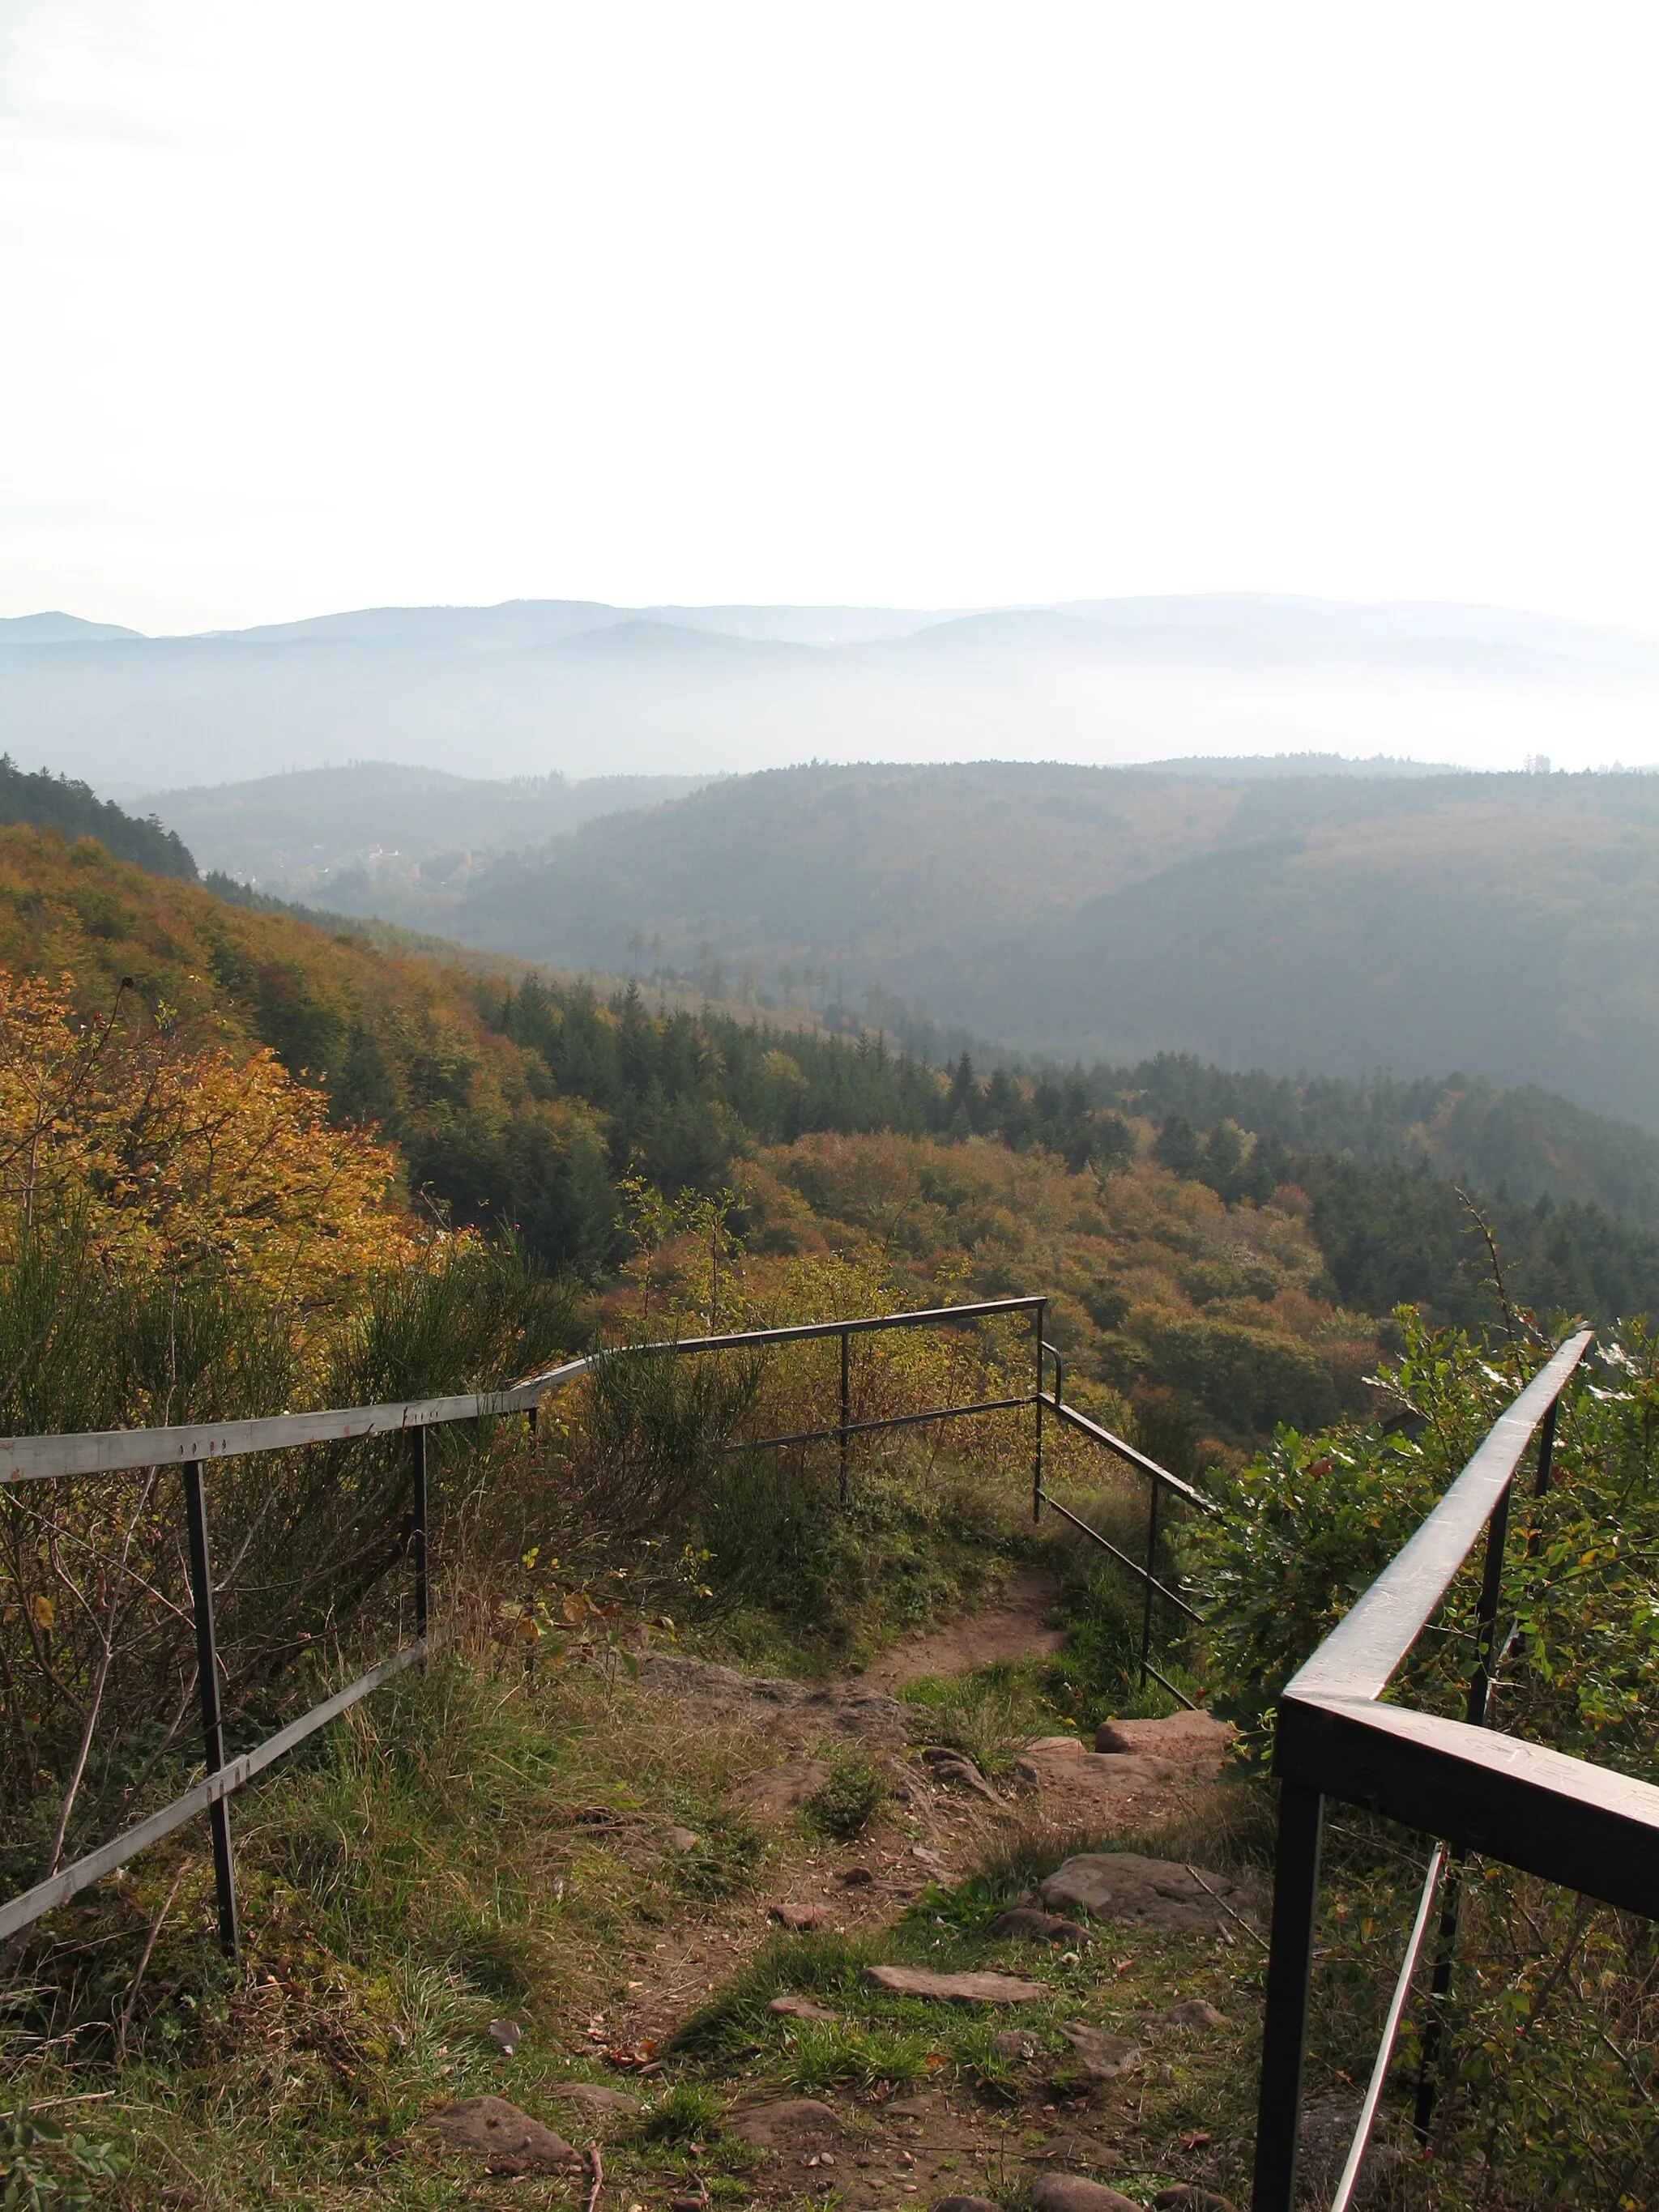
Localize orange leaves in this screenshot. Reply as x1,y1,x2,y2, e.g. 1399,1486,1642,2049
0,967,413,1305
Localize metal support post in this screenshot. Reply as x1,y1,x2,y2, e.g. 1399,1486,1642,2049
1531,1393,1560,1511
1464,1477,1513,1731
1140,1476,1161,1687
1252,1780,1324,2212
182,1460,238,1958
410,1426,429,1642
1416,1462,1524,2137
838,1329,851,1507
1031,1301,1046,1522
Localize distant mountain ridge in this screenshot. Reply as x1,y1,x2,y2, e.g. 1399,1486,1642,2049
5,593,1657,787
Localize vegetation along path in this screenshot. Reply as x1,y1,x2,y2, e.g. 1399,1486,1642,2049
394,1578,1276,2212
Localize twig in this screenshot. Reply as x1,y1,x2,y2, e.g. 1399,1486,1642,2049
584,2140,603,2212
117,1860,190,2059
1453,1185,1520,1350
1598,2029,1657,2112
1184,1863,1269,1952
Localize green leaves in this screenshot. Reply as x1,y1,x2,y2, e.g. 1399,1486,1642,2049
0,2108,123,2212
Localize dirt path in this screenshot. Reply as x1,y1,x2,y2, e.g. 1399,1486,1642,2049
562,1601,1253,2212
859,1568,1065,1689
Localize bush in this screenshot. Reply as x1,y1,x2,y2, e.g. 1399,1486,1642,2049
802,1749,889,1839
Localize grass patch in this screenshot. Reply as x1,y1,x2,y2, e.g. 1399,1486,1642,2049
669,1811,766,1900
635,2081,728,2144
898,1658,1055,1776
672,1932,877,2058
779,2019,932,2096
801,1749,889,1840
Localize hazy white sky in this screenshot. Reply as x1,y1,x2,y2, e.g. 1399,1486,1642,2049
4,2,1659,637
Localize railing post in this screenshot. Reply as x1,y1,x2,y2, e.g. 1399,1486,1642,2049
1414,1467,1519,2137
1416,1396,1560,2142
1139,1476,1161,1689
1464,1477,1513,1730
410,1426,428,1643
1531,1392,1560,1511
839,1328,851,1507
1252,1779,1324,2212
182,1460,238,1959
1032,1301,1046,1523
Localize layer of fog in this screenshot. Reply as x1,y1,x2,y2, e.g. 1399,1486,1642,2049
3,595,1657,791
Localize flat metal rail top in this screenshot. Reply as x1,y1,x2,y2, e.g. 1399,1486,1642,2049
0,1295,1044,1485
1290,1328,1594,1706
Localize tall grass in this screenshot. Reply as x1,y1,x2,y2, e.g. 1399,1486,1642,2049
0,1228,578,1899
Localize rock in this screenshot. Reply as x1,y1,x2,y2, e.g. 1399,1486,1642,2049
1034,2133,1121,2172
1026,1735,1085,1754
1093,1711,1231,1770
989,1907,1089,1946
1039,1853,1236,1931
932,2197,999,2212
730,2098,847,2149
664,1825,701,1852
1059,2022,1142,2079
1030,2172,1141,2212
1142,1997,1226,2030
769,1994,839,2022
992,2029,1040,2061
1293,2095,1407,2201
885,2095,933,2118
1154,2191,1241,2212
672,2197,707,2211
429,2098,582,2173
547,2082,642,2116
734,1759,833,1822
768,1902,826,1930
636,1652,910,1745
910,1844,950,1873
488,2017,521,2054
863,1963,1043,2002
919,1747,1001,1803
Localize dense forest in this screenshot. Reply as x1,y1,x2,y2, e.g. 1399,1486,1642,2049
0,754,197,877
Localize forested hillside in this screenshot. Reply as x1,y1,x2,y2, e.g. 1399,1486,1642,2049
0,753,196,877
280,758,1659,1130
2,822,1656,1473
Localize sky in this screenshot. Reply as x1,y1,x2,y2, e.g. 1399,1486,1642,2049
4,3,1659,639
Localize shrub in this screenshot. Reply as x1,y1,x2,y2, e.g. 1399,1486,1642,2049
802,1750,889,1839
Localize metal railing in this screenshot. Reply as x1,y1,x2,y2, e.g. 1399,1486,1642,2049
1250,1328,1659,2210
1036,1339,1215,1706
0,1291,1202,1960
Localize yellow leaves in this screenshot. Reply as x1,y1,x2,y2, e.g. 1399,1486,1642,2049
32,1594,54,1632
0,968,413,1306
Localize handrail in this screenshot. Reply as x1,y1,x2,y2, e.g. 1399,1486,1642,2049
1043,1391,1219,1513
1290,1333,1591,1703
0,1294,1051,1956
1250,1328,1659,2212
0,1296,1044,1485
